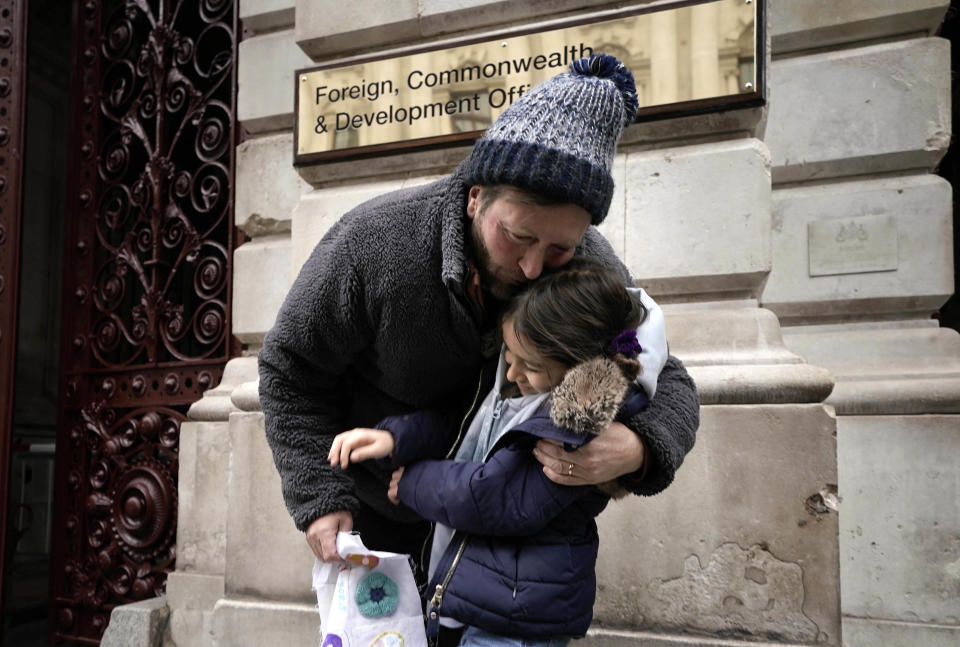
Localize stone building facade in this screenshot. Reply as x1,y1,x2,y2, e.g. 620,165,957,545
115,2,958,647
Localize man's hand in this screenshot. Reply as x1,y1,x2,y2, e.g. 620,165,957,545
306,510,353,562
533,421,645,485
328,428,395,468
387,467,405,505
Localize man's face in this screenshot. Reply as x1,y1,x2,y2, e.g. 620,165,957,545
466,186,591,300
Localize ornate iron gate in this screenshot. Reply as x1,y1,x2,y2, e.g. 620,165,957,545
51,1,238,642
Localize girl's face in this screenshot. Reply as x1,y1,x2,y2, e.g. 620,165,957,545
502,317,568,396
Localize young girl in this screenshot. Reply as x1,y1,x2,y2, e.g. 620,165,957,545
328,259,666,646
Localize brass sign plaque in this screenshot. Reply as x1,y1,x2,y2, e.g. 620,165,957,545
295,0,762,164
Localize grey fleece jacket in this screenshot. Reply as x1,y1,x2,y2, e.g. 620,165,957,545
258,165,700,532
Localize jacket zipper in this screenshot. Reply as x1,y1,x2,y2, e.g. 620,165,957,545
417,368,485,583
427,535,469,628
445,367,485,459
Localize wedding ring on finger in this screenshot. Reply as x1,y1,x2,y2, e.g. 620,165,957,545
567,462,574,476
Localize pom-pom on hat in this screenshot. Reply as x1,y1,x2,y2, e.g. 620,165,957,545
461,53,638,225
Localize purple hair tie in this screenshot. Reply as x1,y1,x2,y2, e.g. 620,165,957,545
606,329,642,358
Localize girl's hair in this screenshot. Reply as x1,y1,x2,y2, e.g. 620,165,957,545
503,258,647,381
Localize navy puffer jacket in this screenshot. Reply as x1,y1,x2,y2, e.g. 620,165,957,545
383,357,649,638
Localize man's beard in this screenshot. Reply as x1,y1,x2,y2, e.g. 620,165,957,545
469,217,522,301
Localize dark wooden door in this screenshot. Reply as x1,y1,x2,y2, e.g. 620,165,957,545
50,1,238,642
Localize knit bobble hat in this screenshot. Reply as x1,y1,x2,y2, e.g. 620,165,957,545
461,53,639,225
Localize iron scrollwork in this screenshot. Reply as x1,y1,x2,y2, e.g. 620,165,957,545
91,0,233,367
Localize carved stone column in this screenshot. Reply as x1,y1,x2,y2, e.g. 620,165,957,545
160,357,248,647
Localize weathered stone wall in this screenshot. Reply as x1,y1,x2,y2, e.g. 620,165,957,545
763,2,960,646
140,2,957,647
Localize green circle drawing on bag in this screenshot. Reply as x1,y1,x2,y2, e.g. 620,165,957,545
355,571,399,617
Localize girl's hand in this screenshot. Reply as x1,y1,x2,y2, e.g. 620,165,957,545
387,467,405,504
328,428,395,468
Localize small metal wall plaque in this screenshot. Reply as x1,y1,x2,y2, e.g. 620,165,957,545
808,214,899,277
295,0,763,164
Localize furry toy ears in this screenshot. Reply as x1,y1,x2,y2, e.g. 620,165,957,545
550,357,629,436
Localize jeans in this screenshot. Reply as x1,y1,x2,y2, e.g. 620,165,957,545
458,626,570,647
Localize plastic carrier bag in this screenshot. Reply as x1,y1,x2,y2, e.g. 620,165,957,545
313,532,428,647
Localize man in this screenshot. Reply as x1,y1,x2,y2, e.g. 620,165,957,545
259,55,699,575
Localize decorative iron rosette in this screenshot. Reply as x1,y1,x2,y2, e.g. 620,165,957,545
109,457,177,562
